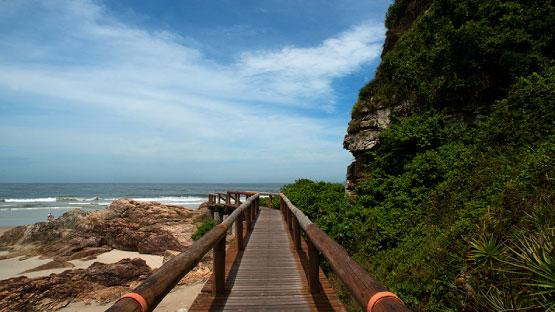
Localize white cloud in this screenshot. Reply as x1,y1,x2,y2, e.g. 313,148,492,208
238,23,384,104
0,0,384,182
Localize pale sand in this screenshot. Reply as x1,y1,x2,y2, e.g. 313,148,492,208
0,249,164,280
0,225,15,236
58,282,205,312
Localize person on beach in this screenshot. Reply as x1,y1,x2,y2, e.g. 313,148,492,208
47,213,54,222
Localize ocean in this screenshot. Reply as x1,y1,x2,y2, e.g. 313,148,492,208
0,183,283,226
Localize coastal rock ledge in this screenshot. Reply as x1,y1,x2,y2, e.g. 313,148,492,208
0,198,203,258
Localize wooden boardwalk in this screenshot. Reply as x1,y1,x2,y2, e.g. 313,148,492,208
189,207,344,311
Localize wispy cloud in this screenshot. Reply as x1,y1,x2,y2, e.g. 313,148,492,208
0,0,385,182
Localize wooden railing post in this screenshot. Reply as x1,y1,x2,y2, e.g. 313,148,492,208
293,217,301,250
256,197,260,213
236,212,244,250
213,236,226,294
269,195,272,209
280,196,285,218
287,207,293,235
246,203,252,231
251,199,256,220
308,237,321,294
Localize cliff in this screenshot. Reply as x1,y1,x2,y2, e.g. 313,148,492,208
335,0,553,310
343,0,552,194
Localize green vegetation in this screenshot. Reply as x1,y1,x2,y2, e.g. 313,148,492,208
285,0,553,310
259,197,280,209
191,215,220,241
353,0,553,116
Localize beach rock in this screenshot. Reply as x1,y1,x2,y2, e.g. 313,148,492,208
0,258,151,311
0,199,203,258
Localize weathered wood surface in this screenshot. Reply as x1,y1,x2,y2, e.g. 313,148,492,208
189,207,344,311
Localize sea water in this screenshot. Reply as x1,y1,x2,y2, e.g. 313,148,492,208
0,183,283,226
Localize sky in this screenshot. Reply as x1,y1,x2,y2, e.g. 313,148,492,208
0,0,391,183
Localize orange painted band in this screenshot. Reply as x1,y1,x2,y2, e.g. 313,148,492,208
367,292,403,312
116,293,148,312
220,223,228,230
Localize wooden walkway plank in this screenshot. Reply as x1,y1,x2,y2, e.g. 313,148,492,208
189,207,344,312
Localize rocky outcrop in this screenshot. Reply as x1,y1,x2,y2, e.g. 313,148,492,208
344,99,413,195
0,258,152,311
0,199,203,259
342,0,433,195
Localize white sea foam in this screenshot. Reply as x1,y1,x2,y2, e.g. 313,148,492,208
69,202,90,205
132,196,205,203
5,198,57,203
6,206,74,211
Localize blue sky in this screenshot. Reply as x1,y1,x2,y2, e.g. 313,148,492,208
0,0,391,183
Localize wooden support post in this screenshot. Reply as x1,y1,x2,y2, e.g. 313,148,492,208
256,197,260,213
213,236,226,294
251,200,256,220
293,217,301,250
269,195,272,209
246,204,252,231
287,207,293,235
280,196,285,218
308,237,321,294
236,212,244,250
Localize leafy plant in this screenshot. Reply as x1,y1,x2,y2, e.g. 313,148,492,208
191,216,219,241
503,230,555,310
469,233,506,266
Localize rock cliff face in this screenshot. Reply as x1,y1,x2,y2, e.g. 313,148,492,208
343,0,431,195
343,0,492,195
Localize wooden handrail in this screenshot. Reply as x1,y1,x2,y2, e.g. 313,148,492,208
280,193,410,312
107,194,260,312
